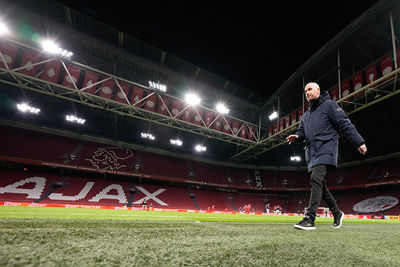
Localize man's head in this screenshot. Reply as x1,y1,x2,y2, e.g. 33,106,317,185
304,82,320,101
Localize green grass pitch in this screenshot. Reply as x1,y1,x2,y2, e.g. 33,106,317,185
1,206,399,266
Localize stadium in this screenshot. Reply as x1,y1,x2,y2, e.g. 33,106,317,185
0,0,399,265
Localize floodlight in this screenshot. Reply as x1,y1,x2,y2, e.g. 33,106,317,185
65,114,85,125
149,81,167,92
41,40,61,54
16,103,40,114
268,111,278,120
0,22,9,36
216,103,229,114
170,139,183,146
141,132,155,140
185,93,201,106
41,39,73,58
290,156,301,161
195,145,207,152
60,49,72,57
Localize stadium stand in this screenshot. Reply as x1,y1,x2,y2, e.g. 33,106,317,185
140,152,189,180
76,141,136,172
0,169,195,209
0,168,284,213
1,124,399,192
188,160,229,185
1,162,399,215
0,124,264,189
0,125,81,163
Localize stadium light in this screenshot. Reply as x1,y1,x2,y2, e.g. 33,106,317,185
216,103,229,114
149,81,167,92
41,40,61,54
0,22,9,36
141,132,155,140
268,111,278,121
185,93,201,106
16,103,40,114
170,139,183,146
41,39,73,58
195,145,207,152
66,114,85,125
290,156,301,161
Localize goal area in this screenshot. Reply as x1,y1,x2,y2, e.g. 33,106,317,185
304,207,331,217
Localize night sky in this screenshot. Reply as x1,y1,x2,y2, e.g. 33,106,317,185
56,0,380,98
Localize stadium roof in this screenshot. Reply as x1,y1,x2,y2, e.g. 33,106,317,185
0,0,399,169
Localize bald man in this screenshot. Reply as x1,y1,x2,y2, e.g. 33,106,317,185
286,82,367,230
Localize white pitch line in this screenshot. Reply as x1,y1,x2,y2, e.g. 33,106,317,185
0,211,300,221
0,211,184,218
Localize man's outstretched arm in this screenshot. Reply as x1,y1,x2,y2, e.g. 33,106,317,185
286,134,298,145
287,117,305,145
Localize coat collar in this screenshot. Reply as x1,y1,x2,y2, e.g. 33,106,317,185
309,91,330,111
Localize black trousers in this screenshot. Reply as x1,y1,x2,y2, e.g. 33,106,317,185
306,164,339,220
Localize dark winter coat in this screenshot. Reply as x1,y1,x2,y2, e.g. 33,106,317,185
295,91,365,172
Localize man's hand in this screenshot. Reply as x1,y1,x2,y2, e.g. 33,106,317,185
286,134,298,145
358,144,367,155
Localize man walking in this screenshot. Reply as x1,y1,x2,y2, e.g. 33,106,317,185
286,82,367,230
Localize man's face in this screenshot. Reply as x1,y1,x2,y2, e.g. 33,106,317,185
304,83,320,101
